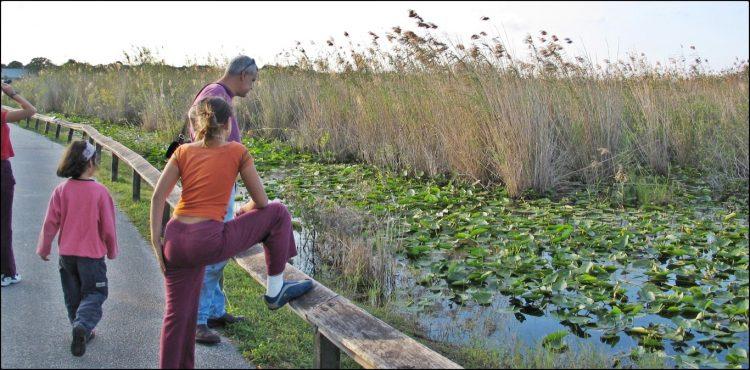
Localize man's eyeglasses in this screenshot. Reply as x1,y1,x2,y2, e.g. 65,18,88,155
242,58,256,74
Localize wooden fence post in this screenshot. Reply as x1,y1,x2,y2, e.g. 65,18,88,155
82,132,87,141
95,144,102,164
44,121,50,135
55,123,62,139
67,128,74,143
111,155,119,181
89,137,94,145
25,117,29,128
132,170,141,201
314,328,340,369
34,118,40,131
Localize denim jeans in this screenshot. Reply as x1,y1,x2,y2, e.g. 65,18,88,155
196,185,235,325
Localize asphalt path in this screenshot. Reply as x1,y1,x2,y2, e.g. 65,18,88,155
1,123,251,369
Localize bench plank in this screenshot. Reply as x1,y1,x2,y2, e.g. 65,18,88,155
234,246,340,314
308,296,461,369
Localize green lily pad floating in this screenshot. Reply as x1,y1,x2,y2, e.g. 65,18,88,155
472,290,493,306
552,276,568,292
405,244,431,258
577,273,599,285
541,330,569,352
726,348,748,366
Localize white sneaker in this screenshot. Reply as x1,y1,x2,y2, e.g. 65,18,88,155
0,274,21,287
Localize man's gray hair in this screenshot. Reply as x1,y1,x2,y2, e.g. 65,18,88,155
225,55,258,76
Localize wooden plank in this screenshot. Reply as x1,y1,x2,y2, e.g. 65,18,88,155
315,327,341,369
308,296,462,369
111,155,119,182
233,246,340,315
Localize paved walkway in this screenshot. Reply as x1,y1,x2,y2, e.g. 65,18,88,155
1,123,251,369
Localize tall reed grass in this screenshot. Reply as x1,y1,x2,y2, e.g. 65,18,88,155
7,11,748,196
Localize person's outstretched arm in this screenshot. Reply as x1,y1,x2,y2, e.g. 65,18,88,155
237,150,268,214
150,157,180,274
2,83,37,122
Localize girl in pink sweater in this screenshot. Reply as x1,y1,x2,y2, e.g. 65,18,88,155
36,140,118,357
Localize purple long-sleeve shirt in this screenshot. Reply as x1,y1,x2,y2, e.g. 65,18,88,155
36,178,119,259
188,83,240,143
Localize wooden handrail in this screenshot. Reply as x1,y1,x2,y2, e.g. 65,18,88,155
6,106,463,369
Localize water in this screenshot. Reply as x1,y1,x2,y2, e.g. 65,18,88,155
389,253,749,368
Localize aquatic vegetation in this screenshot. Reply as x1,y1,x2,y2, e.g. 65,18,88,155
237,137,749,369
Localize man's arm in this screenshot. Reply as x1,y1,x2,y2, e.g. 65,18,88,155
185,105,197,142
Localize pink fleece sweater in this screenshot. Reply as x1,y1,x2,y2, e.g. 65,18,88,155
36,178,118,259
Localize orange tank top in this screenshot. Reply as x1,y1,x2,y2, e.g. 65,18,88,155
171,142,253,221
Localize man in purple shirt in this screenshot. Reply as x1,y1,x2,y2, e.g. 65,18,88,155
187,55,258,344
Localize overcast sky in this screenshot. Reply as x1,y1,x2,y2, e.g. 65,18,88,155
2,1,748,71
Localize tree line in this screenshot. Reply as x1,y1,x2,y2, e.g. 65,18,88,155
1,57,224,74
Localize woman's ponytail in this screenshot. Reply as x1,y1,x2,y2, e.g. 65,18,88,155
194,97,232,142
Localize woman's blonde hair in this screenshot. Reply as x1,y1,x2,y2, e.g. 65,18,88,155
195,96,232,142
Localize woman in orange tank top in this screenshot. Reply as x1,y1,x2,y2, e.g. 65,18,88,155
149,97,313,369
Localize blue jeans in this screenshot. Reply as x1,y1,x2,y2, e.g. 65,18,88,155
197,185,236,325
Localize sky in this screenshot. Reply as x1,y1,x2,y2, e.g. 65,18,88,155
1,1,748,71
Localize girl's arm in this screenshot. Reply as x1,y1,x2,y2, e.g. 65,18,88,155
99,191,119,260
150,158,180,274
2,83,37,122
237,151,268,215
36,188,61,260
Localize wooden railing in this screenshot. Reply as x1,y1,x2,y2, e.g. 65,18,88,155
7,107,463,369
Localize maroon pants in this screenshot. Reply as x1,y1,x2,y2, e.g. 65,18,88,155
159,202,297,369
1,160,17,277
